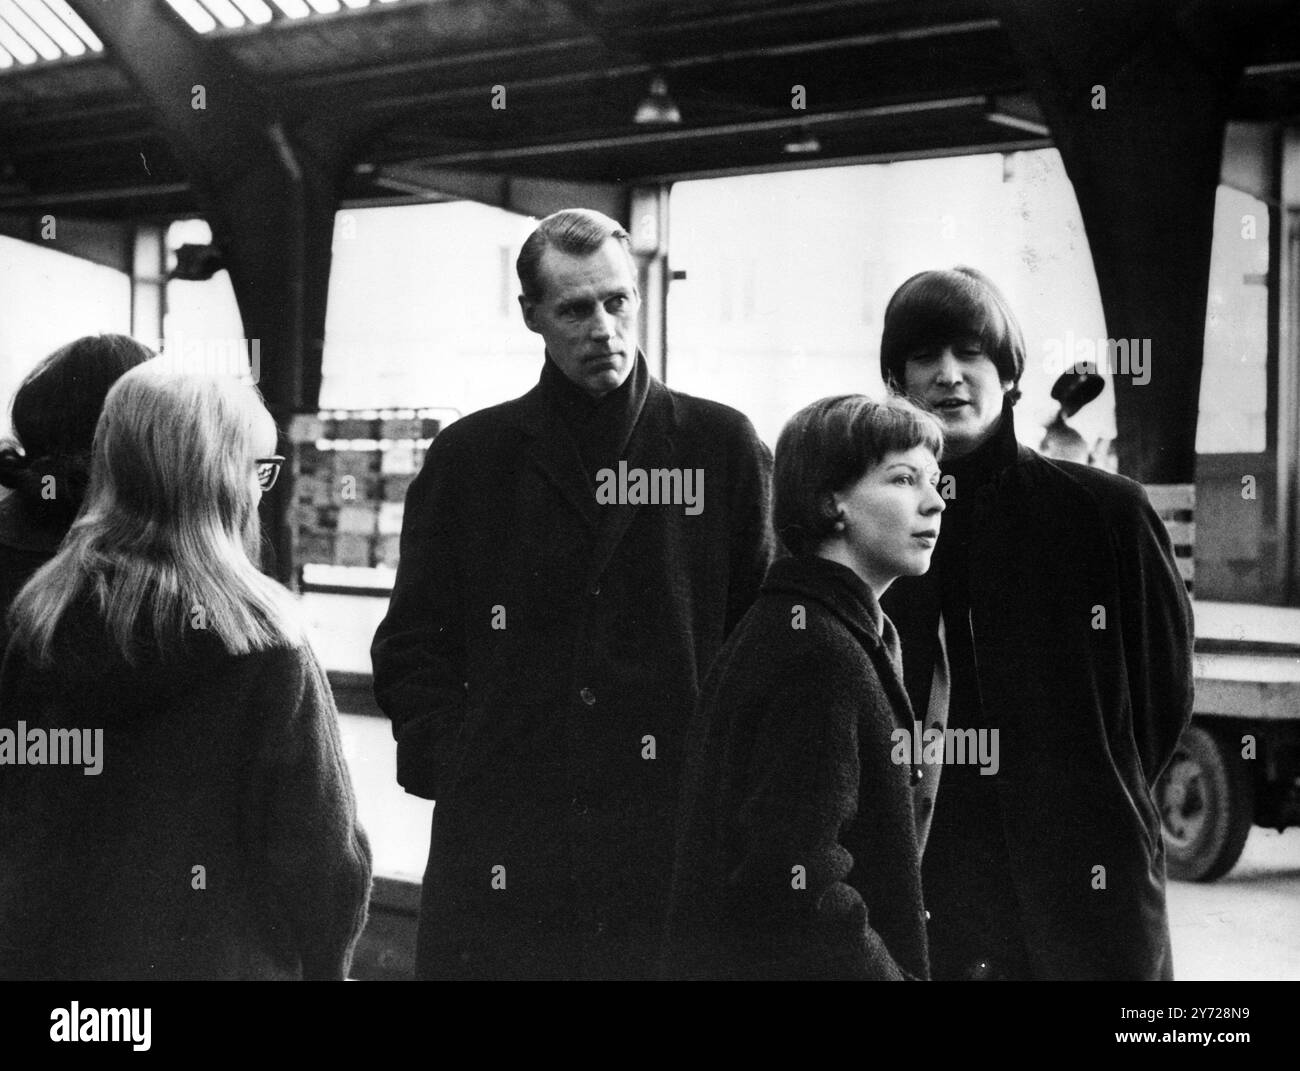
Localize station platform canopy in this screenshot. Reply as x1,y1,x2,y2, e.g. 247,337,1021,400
2,0,1298,221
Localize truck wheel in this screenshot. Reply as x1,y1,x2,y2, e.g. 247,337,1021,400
1156,724,1254,882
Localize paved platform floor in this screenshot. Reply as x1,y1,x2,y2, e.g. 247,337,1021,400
337,712,1300,980
338,713,432,884
1167,826,1300,981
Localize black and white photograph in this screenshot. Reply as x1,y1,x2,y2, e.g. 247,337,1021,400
0,0,1297,1052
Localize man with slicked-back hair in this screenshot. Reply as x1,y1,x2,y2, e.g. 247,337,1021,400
373,208,774,979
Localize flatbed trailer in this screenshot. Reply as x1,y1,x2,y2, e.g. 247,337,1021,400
1157,602,1300,881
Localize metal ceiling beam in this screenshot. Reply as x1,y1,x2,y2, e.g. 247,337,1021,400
393,96,991,168
637,134,1053,185
0,210,133,272
289,7,1001,90
0,182,190,209
374,163,627,221
303,19,1006,108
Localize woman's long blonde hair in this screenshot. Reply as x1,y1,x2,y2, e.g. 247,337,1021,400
8,367,303,664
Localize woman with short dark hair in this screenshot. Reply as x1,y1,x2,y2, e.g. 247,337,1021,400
0,366,371,980
0,334,154,626
664,393,944,979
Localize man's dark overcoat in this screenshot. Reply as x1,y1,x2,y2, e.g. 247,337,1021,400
882,408,1194,980
371,360,773,979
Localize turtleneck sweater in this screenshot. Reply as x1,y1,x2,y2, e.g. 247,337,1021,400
538,351,649,484
920,397,1033,980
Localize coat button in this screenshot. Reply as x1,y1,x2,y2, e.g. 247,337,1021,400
911,766,924,784
579,687,596,707
590,583,601,595
925,910,932,921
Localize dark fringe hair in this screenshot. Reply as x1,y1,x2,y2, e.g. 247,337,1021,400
774,393,944,556
879,267,1025,404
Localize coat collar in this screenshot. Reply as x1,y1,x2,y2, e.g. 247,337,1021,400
762,554,916,729
512,354,678,579
762,553,882,634
514,375,601,529
940,395,1021,489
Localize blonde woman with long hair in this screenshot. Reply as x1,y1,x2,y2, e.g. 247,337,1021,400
0,367,371,980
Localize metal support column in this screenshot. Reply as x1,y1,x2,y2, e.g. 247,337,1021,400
630,184,671,381
994,0,1253,484
130,223,166,348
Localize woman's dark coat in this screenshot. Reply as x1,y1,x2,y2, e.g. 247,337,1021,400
882,415,1194,980
0,604,373,980
663,554,929,980
370,364,774,980
0,489,65,649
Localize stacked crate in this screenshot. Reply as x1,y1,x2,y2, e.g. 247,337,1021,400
288,410,447,578
1143,483,1195,595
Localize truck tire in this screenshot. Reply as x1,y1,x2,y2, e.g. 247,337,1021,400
1156,724,1254,882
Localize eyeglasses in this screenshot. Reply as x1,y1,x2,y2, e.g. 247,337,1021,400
255,455,285,492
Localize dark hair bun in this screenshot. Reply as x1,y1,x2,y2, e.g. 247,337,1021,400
0,447,88,524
